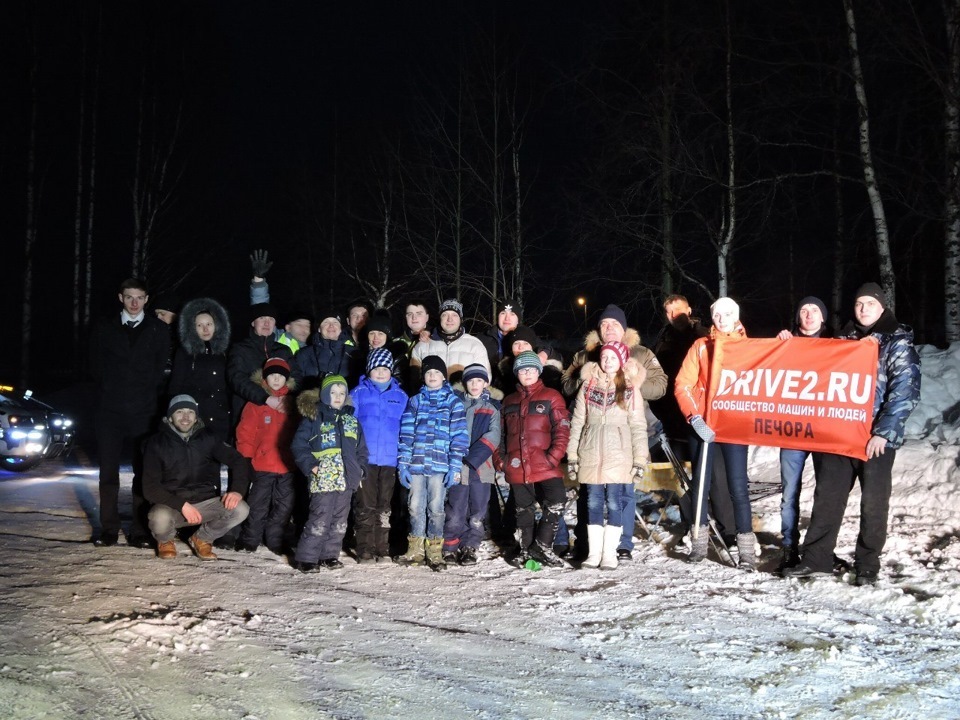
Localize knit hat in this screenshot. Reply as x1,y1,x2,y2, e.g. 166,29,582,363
439,298,464,320
263,357,291,380
167,394,199,417
318,307,342,325
854,282,886,309
710,296,740,320
498,299,522,325
598,304,627,331
504,325,539,353
366,347,395,373
249,302,277,324
462,363,490,384
421,355,448,380
320,374,348,406
366,310,393,338
513,350,543,376
285,309,313,326
345,298,374,317
796,296,828,324
600,341,630,369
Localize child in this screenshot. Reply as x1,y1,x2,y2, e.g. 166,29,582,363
567,341,648,570
350,347,407,562
501,350,571,568
442,363,501,565
291,374,368,572
235,357,299,553
396,355,469,569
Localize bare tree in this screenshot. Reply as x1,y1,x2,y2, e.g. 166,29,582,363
945,0,960,341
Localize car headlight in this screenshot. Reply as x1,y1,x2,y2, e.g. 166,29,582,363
64,419,73,428
9,430,26,440
51,418,62,427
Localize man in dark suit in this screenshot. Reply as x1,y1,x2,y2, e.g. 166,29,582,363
89,278,171,547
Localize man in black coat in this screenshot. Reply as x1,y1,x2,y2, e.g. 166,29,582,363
89,278,171,548
143,395,252,560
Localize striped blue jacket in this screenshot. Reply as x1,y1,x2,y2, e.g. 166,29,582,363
398,382,469,475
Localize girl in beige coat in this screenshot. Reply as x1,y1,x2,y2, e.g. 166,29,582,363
567,342,649,570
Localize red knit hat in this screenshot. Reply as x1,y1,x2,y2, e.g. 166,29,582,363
600,341,629,369
263,357,291,379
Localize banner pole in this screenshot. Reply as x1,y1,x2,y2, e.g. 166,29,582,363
692,440,710,539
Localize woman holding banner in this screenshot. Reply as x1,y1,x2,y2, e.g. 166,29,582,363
674,296,757,571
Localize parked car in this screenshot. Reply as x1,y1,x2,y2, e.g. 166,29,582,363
0,384,76,472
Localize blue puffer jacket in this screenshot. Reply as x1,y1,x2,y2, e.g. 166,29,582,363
398,382,469,476
840,310,921,449
350,375,407,466
295,335,352,388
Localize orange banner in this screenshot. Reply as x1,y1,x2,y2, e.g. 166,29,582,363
704,337,878,460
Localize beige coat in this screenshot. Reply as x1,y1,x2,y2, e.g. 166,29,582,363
567,362,648,485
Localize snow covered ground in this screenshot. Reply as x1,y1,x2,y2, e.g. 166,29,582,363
2,344,960,719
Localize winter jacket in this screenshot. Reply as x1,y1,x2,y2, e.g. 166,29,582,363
398,382,469,476
411,330,491,386
650,317,710,441
838,311,921,449
562,327,667,404
501,379,571,485
292,390,368,493
567,363,648,485
295,334,352,389
89,313,170,418
227,328,298,419
169,297,232,439
142,418,253,510
234,371,298,474
457,389,501,483
350,375,407,467
674,322,748,420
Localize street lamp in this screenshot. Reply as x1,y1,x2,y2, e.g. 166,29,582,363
577,297,587,330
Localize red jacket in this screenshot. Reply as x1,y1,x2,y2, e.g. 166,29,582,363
501,379,571,484
235,386,297,474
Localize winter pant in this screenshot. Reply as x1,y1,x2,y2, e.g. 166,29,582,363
95,411,153,536
390,480,410,555
687,433,738,541
779,449,825,549
512,477,565,550
407,474,446,539
295,490,353,563
799,450,896,575
355,464,396,556
584,483,630,527
239,471,296,551
148,497,249,543
617,482,637,551
689,438,752,535
443,477,491,552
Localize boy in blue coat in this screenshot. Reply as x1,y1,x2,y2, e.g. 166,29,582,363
397,355,469,569
350,348,407,562
442,363,501,565
291,375,368,572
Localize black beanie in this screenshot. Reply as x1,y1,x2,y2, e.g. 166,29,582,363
421,355,448,380
599,304,627,331
504,325,539,354
796,296,828,324
854,282,886,309
250,302,277,324
366,311,393,338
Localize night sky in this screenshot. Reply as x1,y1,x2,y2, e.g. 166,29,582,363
0,2,950,385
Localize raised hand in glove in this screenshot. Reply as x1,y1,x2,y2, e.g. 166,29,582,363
690,415,716,443
250,249,273,278
444,468,461,488
398,467,413,489
567,462,579,482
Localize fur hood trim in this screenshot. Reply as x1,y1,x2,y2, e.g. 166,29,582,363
249,368,298,395
296,387,353,421
583,327,642,353
178,297,232,356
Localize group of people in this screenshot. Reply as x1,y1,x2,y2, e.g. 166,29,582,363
87,258,920,585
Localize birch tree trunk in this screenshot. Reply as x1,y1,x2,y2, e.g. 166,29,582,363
945,0,960,341
717,0,736,297
843,0,895,311
659,0,676,295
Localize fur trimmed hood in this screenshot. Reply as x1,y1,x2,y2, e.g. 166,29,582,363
178,297,232,356
296,387,354,421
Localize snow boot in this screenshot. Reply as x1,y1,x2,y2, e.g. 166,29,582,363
778,546,800,574
581,525,604,569
529,541,565,568
188,534,217,561
737,532,757,572
396,535,426,566
426,537,446,570
689,525,709,563
599,525,622,571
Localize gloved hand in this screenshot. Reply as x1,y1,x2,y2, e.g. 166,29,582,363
250,249,273,278
567,462,579,482
444,469,461,488
690,415,716,443
632,465,645,479
398,467,412,489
